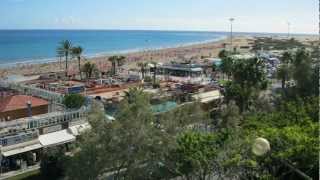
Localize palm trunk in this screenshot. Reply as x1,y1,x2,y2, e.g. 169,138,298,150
281,78,285,90
59,56,62,70
153,67,157,85
65,53,68,77
78,57,82,80
141,68,145,79
112,62,116,75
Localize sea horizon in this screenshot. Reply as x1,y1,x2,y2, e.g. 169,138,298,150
0,29,316,67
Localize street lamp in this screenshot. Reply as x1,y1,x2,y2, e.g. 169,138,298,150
252,137,270,156
252,137,312,180
287,21,291,38
229,18,235,51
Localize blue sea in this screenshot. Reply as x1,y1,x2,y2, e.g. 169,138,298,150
0,30,229,66
0,30,294,66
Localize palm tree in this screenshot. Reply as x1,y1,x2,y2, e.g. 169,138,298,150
116,56,126,67
82,62,97,79
108,56,126,76
277,64,291,90
276,52,293,92
124,87,144,104
281,52,292,64
108,56,118,76
218,49,231,80
137,62,148,79
150,62,158,86
56,49,64,70
71,46,84,80
57,40,72,77
218,49,229,59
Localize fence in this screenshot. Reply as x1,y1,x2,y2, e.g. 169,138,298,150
0,108,88,137
0,80,64,103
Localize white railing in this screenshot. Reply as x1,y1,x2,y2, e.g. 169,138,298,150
0,108,88,137
0,80,64,103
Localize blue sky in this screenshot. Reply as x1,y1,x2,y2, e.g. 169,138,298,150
0,0,318,34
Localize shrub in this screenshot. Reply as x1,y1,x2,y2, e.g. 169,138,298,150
62,94,85,109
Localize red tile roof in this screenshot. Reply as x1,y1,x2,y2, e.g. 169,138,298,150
0,95,48,112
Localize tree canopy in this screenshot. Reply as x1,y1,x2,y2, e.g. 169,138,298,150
62,93,85,109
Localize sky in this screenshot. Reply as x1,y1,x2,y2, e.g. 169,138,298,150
0,0,318,34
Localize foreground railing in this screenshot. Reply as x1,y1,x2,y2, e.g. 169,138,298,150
0,80,64,103
0,108,88,137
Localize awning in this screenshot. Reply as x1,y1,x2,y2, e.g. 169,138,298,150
200,96,221,103
68,123,91,136
2,142,42,157
39,130,76,147
192,90,222,104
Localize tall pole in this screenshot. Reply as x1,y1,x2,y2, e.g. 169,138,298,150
229,18,235,52
287,21,291,38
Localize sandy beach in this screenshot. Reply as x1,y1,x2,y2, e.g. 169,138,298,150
0,35,317,78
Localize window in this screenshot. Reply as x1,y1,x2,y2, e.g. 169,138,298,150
2,139,7,146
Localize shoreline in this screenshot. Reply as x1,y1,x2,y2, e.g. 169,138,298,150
0,34,317,77
0,36,227,68
0,36,232,77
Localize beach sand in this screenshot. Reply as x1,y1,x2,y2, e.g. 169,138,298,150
0,35,316,78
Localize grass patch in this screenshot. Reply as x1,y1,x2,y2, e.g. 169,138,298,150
218,79,230,86
7,169,43,180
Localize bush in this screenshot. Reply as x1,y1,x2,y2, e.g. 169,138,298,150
62,94,85,109
40,148,67,179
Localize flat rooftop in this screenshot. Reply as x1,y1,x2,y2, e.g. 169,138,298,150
160,63,203,72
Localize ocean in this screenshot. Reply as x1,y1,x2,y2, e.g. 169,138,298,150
0,30,230,66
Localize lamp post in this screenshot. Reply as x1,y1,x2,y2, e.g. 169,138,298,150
229,18,235,52
252,137,312,180
287,21,291,38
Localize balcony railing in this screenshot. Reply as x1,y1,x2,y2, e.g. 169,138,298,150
0,108,88,137
0,80,64,103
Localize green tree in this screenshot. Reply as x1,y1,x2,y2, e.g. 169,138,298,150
67,89,174,179
62,94,85,109
281,51,293,64
276,63,291,90
137,62,148,79
220,57,234,80
124,87,145,104
108,56,118,75
71,46,84,80
276,52,293,91
150,62,159,87
116,55,126,70
235,98,320,180
82,61,97,79
40,147,67,180
218,49,229,59
219,50,233,79
57,40,73,77
66,104,109,180
167,132,218,180
218,101,241,130
159,102,208,135
224,57,267,112
291,49,316,97
108,55,126,76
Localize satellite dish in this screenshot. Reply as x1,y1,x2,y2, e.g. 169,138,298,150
252,137,271,156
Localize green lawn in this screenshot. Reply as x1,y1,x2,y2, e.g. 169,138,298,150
7,169,43,180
